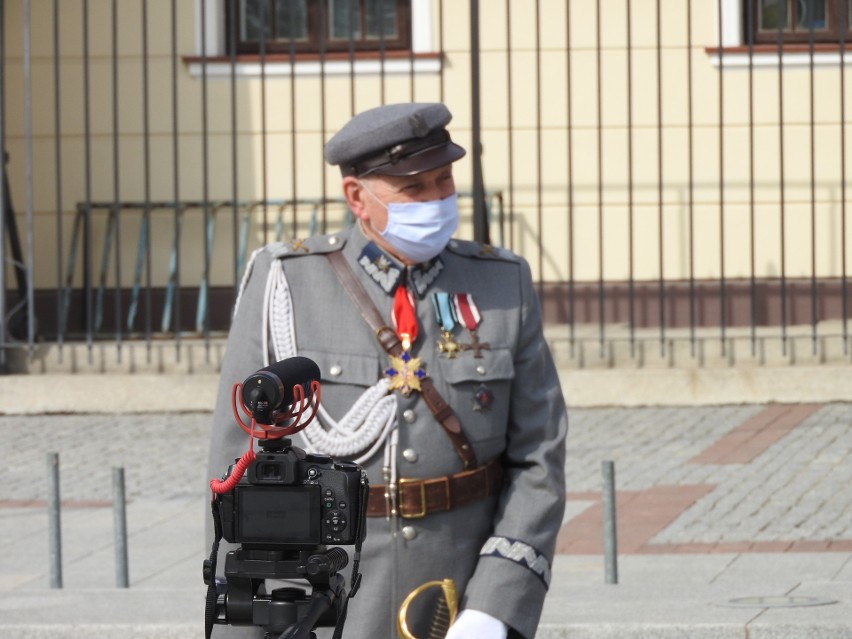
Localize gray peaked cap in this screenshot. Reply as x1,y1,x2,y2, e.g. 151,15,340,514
324,102,466,177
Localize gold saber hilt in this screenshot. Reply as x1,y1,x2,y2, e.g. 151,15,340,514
397,579,458,639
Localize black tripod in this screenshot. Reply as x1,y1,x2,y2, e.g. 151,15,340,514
221,546,351,639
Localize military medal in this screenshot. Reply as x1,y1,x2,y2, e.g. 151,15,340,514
453,293,490,358
385,349,426,397
386,284,425,396
432,292,463,358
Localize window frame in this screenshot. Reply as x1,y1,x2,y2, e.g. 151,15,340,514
747,0,852,45
228,0,412,56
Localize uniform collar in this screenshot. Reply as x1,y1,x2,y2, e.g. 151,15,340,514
356,240,444,297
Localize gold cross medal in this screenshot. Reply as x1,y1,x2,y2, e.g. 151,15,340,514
385,333,426,397
432,292,463,359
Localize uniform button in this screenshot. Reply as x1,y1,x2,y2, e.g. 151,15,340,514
476,365,486,376
403,409,417,423
329,237,339,245
329,364,342,376
402,448,418,463
401,526,417,540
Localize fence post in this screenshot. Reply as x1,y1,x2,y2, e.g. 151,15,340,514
602,460,618,584
47,452,63,588
113,467,129,588
469,0,489,245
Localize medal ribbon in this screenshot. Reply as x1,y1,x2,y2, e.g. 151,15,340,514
453,293,481,331
392,284,418,350
431,292,457,332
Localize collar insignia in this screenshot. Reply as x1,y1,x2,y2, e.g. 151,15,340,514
357,243,444,297
358,243,403,294
409,258,444,297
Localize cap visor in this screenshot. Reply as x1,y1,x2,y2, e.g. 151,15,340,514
367,142,466,177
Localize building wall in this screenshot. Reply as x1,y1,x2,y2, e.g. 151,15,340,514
3,0,851,299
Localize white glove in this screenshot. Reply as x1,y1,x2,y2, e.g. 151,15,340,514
444,609,508,639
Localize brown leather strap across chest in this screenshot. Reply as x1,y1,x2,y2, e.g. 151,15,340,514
325,250,478,470
366,458,503,518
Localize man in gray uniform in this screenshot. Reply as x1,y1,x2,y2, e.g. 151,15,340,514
207,102,567,639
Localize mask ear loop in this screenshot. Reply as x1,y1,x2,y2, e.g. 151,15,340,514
358,179,389,210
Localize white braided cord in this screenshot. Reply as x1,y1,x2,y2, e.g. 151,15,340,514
233,247,265,319
265,261,397,466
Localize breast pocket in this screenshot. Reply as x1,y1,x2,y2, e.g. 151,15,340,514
434,347,515,451
297,349,383,417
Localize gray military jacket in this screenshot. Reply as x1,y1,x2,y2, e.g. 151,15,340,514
207,224,568,639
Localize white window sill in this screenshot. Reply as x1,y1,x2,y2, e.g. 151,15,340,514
186,56,441,79
707,46,852,69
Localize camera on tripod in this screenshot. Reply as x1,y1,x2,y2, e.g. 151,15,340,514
217,439,365,548
204,357,369,639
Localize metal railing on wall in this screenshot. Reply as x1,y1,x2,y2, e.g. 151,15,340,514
1,0,850,373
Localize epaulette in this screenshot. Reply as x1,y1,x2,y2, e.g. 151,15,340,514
265,232,348,260
445,238,519,263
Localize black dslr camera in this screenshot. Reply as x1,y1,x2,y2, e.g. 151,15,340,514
204,357,368,639
218,440,365,548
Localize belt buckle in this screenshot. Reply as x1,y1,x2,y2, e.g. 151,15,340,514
398,478,427,519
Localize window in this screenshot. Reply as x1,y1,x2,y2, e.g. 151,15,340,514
228,0,412,55
747,0,852,44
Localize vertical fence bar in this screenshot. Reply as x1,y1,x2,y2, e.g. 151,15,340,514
842,0,849,354
47,452,63,588
595,0,605,355
82,0,94,354
228,0,237,294
777,0,788,353
505,0,515,251
602,460,618,585
627,0,636,358
173,0,183,344
747,0,757,356
471,0,488,245
287,0,297,239
565,1,575,355
142,0,153,352
111,0,123,359
534,0,541,276
656,0,665,356
379,0,387,105
52,0,64,357
23,0,35,354
113,467,129,588
199,0,212,342
318,0,328,233
258,0,268,243
687,0,696,356
807,0,817,354
438,0,445,103
408,1,416,102
717,0,726,353
346,0,356,115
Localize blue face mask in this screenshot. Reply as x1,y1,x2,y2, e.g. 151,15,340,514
361,183,459,264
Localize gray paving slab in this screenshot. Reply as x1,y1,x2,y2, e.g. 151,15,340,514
1,405,851,637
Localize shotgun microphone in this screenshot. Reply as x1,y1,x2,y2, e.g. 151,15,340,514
241,356,321,424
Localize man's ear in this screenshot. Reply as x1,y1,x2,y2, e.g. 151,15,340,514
342,176,368,220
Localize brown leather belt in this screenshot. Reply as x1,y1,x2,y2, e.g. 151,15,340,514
367,459,503,518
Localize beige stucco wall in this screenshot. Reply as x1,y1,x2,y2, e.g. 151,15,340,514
3,0,850,293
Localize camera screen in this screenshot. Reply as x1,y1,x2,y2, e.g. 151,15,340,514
236,485,320,544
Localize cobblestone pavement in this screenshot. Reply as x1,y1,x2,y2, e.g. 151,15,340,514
2,403,851,550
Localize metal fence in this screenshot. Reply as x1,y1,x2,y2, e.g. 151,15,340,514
1,0,851,372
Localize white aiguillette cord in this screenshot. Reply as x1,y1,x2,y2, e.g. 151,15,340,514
262,260,398,468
